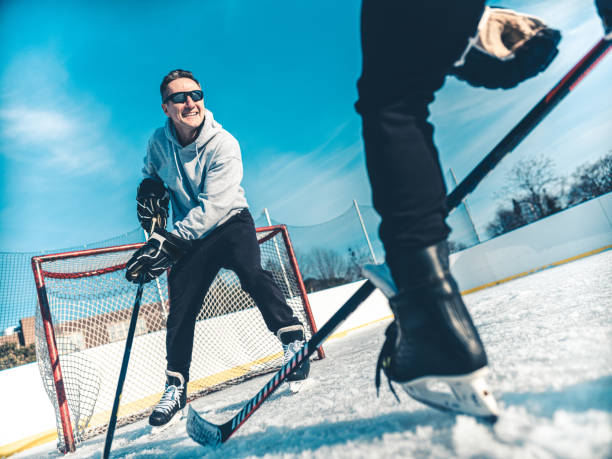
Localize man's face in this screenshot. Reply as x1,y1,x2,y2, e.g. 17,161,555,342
162,78,205,132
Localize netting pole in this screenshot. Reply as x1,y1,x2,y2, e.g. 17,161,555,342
263,208,296,298
448,168,480,243
353,200,378,264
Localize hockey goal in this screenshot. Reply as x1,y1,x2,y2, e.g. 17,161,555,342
32,225,323,453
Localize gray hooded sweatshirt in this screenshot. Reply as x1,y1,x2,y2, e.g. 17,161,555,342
143,109,249,240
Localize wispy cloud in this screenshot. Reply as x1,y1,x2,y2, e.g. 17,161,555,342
0,50,117,176
246,118,369,224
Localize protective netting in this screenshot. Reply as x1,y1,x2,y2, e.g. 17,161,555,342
33,227,319,452
0,228,145,353
255,205,382,290
254,200,479,290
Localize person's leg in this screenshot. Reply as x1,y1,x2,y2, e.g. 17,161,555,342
150,238,222,427
165,238,222,382
356,0,497,418
356,0,485,274
223,210,309,381
223,211,301,332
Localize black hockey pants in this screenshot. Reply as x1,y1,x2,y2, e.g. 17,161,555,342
355,0,485,288
165,209,300,381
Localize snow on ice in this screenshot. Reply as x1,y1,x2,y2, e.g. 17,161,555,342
16,250,612,458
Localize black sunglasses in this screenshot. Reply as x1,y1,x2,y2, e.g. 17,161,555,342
164,90,204,104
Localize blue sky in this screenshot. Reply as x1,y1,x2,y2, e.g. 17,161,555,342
0,0,609,252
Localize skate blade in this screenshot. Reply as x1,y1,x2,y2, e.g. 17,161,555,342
288,378,315,394
148,405,187,437
401,367,499,422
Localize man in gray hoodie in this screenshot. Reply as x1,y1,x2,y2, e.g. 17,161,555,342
125,69,309,429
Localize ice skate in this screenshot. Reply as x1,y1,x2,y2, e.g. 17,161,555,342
278,325,310,384
363,242,499,421
148,370,188,434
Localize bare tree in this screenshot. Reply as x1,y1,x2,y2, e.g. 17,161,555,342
500,156,560,219
567,152,612,205
345,246,371,281
487,156,564,237
306,248,347,280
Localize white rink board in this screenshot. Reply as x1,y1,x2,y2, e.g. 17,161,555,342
450,193,612,291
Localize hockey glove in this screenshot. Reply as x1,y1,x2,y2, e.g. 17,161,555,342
125,229,191,284
137,178,170,233
451,7,561,89
596,0,612,33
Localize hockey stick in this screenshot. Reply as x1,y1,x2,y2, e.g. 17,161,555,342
102,281,144,458
102,280,145,459
186,280,377,446
103,219,160,459
187,36,611,447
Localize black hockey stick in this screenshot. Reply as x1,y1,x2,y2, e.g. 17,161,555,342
102,280,145,459
187,36,611,447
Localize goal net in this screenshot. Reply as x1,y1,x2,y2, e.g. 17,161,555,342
32,225,323,452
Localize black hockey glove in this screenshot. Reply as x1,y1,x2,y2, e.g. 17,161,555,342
125,229,191,284
137,178,170,233
596,0,612,33
451,7,561,89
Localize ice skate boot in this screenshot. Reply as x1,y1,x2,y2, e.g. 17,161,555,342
278,325,310,382
364,242,499,421
149,370,187,432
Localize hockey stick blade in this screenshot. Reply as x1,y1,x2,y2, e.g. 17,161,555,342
186,281,376,446
187,406,224,447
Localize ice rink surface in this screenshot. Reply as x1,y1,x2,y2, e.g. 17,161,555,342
18,250,612,458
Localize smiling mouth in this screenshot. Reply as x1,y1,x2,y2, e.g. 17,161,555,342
183,111,199,117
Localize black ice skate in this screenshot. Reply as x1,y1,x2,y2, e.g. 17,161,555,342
149,370,187,432
278,325,310,382
363,242,499,421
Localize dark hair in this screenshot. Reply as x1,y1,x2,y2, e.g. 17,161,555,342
160,69,201,101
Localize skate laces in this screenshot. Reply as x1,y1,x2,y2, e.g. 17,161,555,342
155,384,183,414
282,340,303,367
375,322,400,402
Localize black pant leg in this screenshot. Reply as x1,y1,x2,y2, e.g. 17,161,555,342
356,0,484,287
222,211,300,333
165,237,222,381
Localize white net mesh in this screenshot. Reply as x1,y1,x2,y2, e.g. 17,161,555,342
33,227,319,452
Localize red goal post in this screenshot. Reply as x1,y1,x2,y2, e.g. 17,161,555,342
32,225,323,453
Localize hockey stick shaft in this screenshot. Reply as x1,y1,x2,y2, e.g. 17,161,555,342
102,281,145,459
447,36,611,210
187,280,377,445
188,35,611,447
225,280,376,437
